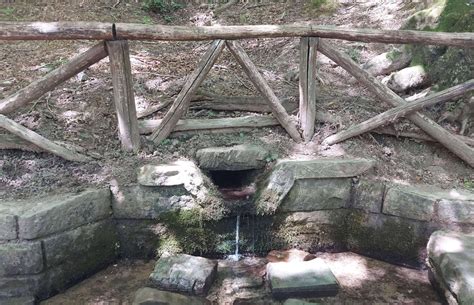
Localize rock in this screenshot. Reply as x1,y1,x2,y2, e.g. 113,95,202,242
196,144,269,171
0,274,43,298
382,65,430,92
14,189,111,240
255,158,375,214
149,254,217,296
0,296,36,305
111,184,197,219
280,178,351,212
0,242,43,276
427,231,474,305
382,185,437,221
144,77,164,92
284,299,322,305
266,258,339,299
352,180,385,213
132,287,210,305
266,249,316,263
437,199,474,224
0,213,17,240
363,49,412,76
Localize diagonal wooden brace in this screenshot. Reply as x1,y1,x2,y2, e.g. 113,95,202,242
318,39,474,167
226,40,302,143
148,40,226,143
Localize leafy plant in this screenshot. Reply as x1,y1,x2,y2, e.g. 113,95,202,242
142,16,153,24
464,179,474,191
142,0,183,14
0,7,15,16
347,48,361,63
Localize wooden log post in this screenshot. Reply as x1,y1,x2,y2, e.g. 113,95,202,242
106,40,141,152
0,114,90,162
318,39,474,167
226,40,302,143
148,40,226,143
0,42,108,114
325,79,474,145
299,37,319,141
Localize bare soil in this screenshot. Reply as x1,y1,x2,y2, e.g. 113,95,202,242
40,252,442,305
1,0,473,200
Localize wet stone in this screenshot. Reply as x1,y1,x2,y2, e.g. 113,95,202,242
149,254,217,296
132,287,210,305
267,258,339,299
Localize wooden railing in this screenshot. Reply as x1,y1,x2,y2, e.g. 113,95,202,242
0,22,473,166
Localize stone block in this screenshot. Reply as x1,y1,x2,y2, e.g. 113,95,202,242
0,241,43,276
0,274,42,298
352,180,385,213
0,214,17,240
149,254,217,296
267,258,339,299
437,199,474,224
132,287,210,305
17,189,111,239
115,219,161,259
0,296,36,305
196,144,269,170
427,231,474,305
382,185,437,221
280,178,351,212
112,185,196,219
347,211,432,267
42,219,117,267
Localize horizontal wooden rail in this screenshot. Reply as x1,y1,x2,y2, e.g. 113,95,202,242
0,22,473,47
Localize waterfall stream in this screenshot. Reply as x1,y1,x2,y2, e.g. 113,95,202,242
228,214,241,261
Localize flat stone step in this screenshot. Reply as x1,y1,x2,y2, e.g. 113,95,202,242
149,254,217,296
266,258,339,299
427,231,474,304
132,287,210,305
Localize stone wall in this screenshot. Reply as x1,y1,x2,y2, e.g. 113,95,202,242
1,158,473,303
0,189,117,304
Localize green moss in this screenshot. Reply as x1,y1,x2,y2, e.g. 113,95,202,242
436,0,474,32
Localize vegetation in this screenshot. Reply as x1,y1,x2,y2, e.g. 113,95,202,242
142,0,183,14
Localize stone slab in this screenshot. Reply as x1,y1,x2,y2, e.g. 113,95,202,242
0,241,43,276
427,231,474,305
382,185,437,221
111,185,196,219
280,178,351,212
115,219,161,259
0,296,36,305
17,188,111,239
149,254,217,296
42,219,117,267
347,211,432,267
0,274,42,298
437,199,474,224
267,258,339,299
284,299,322,305
0,214,17,241
352,180,385,213
132,287,210,305
196,144,269,170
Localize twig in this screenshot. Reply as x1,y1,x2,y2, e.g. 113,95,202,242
112,0,121,8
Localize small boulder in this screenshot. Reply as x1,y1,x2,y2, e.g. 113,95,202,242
196,144,269,171
149,254,217,296
363,49,412,76
132,287,210,305
382,65,430,92
267,258,339,299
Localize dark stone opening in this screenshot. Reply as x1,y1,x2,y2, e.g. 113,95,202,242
208,169,258,188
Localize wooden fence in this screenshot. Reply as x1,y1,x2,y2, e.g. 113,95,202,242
0,22,473,166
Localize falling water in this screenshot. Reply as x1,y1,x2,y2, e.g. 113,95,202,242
228,214,241,261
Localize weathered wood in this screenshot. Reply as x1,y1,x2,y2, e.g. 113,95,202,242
139,115,280,134
318,39,474,167
0,133,43,152
106,40,141,152
226,40,302,142
2,22,472,47
0,115,89,162
190,93,298,113
148,40,225,143
137,99,173,119
373,126,474,147
325,79,474,145
0,42,108,114
299,37,319,141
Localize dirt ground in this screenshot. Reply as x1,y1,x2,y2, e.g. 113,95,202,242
40,252,442,305
1,0,473,200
